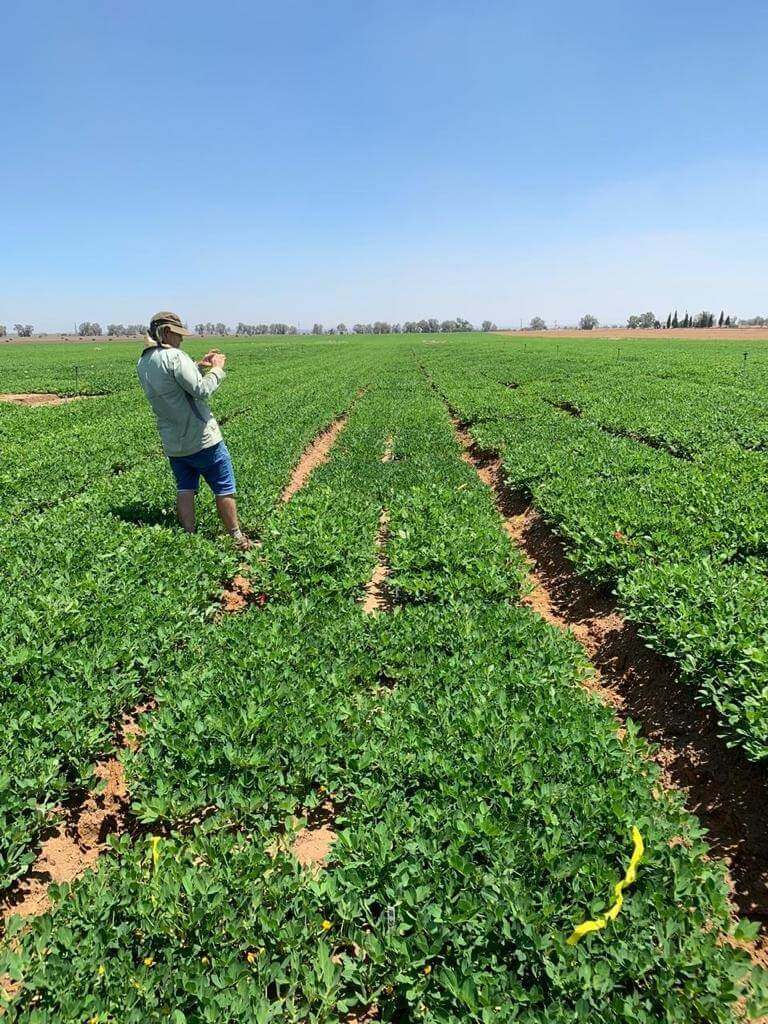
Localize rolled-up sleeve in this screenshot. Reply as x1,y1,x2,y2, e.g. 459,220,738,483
171,350,225,399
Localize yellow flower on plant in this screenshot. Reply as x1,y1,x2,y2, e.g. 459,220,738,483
246,951,257,964
322,920,332,931
201,956,210,965
143,956,154,967
423,964,432,976
97,964,106,977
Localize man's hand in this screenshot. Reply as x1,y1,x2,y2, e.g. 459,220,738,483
198,349,224,369
209,352,226,370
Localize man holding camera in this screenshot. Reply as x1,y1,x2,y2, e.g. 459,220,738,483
137,310,250,548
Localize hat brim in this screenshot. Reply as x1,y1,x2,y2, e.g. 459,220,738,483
163,324,194,337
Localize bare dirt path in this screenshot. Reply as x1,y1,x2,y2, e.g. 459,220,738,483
362,510,391,614
453,422,768,967
0,394,98,407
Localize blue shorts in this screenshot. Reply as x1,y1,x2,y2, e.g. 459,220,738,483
169,441,237,496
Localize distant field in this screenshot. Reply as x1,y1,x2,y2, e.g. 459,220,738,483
1,333,767,1021
497,326,768,340
2,334,142,345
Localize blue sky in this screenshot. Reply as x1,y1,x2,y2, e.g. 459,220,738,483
2,0,767,331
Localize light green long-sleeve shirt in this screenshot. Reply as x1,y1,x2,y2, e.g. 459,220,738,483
137,345,225,457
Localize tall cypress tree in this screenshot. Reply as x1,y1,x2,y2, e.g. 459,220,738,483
666,312,672,329
672,309,679,328
718,310,724,327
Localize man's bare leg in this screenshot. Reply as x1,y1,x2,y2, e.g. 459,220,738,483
215,494,240,533
215,494,253,548
177,490,196,533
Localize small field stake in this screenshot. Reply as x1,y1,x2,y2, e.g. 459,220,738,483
75,365,80,394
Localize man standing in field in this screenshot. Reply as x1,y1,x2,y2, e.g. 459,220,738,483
137,311,251,548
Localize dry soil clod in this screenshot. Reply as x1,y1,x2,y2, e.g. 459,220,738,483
218,573,260,615
270,800,338,877
453,419,768,967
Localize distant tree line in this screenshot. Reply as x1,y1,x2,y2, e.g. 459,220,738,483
625,310,736,329
189,317,491,336
524,310,749,332
72,323,148,336
225,323,298,336
105,324,148,336
309,317,481,335
13,324,34,337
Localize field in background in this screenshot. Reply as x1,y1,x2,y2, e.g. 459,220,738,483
496,328,768,340
1,333,767,1022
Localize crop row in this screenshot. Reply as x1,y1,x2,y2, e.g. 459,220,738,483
0,343,374,889
419,343,768,762
2,352,762,1021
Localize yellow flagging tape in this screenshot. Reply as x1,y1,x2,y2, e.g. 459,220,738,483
566,827,644,945
149,836,161,872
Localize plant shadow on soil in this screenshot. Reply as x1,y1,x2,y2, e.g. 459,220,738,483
108,502,178,529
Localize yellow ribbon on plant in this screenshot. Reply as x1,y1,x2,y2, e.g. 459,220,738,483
149,835,161,872
566,827,644,945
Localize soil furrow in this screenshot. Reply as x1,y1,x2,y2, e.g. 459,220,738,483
0,701,154,929
281,388,367,502
362,510,391,615
382,435,395,462
0,394,101,407
544,397,693,461
452,420,768,967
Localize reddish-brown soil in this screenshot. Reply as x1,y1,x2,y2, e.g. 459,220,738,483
1,760,129,923
362,510,391,615
454,422,768,969
281,389,367,503
219,573,258,615
281,418,349,501
0,701,154,928
291,824,337,867
494,327,768,341
0,393,96,407
345,1008,380,1023
268,801,338,876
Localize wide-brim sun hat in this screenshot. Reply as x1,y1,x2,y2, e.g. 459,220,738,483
148,311,193,341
